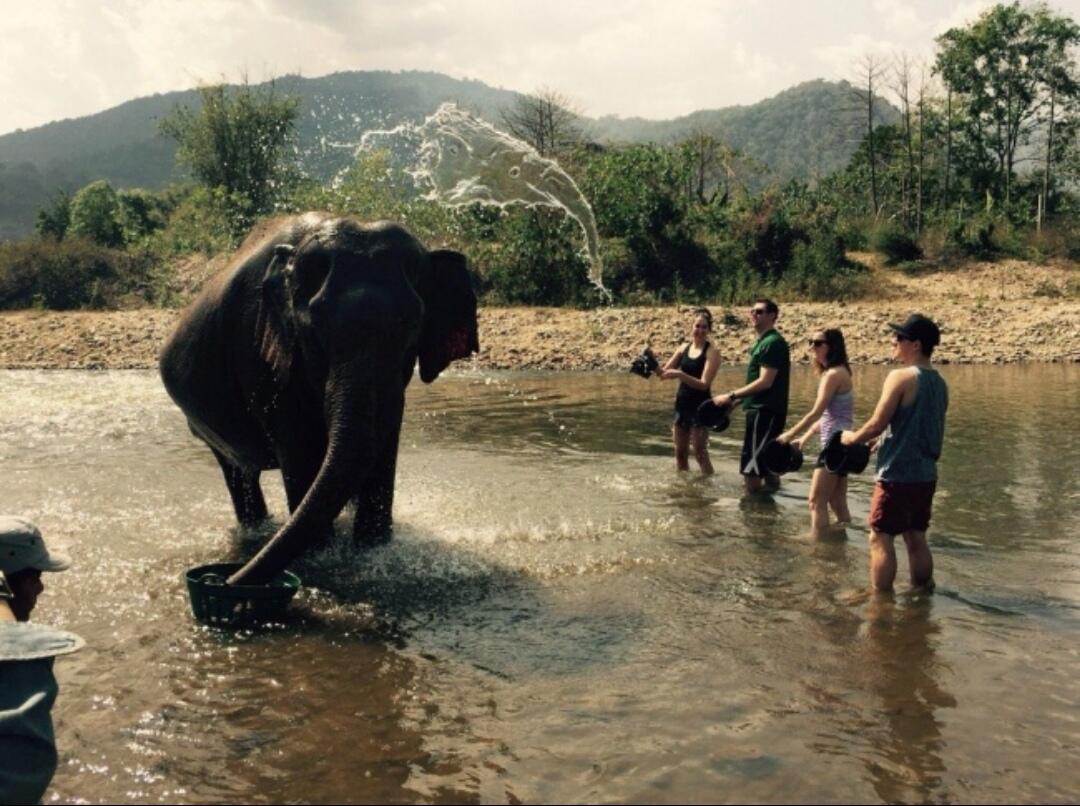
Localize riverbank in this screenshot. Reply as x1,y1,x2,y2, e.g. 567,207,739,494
1,255,1077,370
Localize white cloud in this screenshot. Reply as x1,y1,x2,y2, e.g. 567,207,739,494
872,0,921,34
2,0,1079,134
933,0,997,35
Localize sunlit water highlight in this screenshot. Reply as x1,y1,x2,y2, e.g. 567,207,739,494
357,103,605,292
1,365,1077,803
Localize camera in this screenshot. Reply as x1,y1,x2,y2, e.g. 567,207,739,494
629,347,659,378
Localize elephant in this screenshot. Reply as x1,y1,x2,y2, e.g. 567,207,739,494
159,212,479,585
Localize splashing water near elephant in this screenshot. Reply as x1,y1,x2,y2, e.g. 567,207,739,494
357,103,606,294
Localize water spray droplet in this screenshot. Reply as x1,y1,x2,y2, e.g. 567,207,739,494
355,103,607,294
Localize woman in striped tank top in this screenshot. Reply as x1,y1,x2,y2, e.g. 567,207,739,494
777,329,854,534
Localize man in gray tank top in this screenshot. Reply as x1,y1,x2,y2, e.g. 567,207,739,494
840,315,948,592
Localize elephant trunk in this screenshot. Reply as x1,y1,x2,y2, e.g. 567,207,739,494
227,359,389,585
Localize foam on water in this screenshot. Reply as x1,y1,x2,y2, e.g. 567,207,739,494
356,103,606,293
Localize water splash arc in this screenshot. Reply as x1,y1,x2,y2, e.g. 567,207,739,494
357,103,606,293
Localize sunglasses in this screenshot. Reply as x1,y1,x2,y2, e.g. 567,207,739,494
808,339,826,347
892,333,913,342
750,308,769,316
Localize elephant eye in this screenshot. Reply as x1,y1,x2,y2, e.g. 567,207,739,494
295,255,330,302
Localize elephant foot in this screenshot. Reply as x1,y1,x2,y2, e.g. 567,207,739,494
238,510,271,530
353,516,392,547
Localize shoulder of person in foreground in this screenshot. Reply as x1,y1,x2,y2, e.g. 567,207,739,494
0,623,83,805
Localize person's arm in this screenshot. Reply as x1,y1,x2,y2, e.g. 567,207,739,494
658,344,688,380
778,371,840,444
713,365,778,407
842,369,910,445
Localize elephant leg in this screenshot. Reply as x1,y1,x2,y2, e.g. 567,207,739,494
211,448,268,527
352,422,401,546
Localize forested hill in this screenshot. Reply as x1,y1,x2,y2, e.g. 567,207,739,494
586,79,899,183
0,71,896,238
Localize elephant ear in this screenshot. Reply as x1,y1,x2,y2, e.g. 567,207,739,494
418,249,479,383
255,244,296,388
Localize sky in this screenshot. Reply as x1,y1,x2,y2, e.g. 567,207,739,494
4,0,1080,136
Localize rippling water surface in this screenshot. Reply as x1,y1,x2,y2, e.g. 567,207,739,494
1,365,1078,804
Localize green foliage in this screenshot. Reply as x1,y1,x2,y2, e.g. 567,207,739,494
116,189,170,244
935,2,1080,203
468,208,593,306
34,189,71,241
871,223,923,264
780,234,870,300
160,79,300,230
0,238,155,310
147,186,245,256
290,150,408,219
69,180,124,247
579,143,714,297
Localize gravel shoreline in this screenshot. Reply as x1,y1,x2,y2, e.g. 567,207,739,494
1,298,1077,372
1,255,1077,371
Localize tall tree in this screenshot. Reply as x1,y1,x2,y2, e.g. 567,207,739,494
851,55,887,217
1032,5,1080,219
68,180,123,247
890,53,919,229
34,189,71,241
499,88,582,158
676,129,740,206
935,2,1080,206
160,77,300,217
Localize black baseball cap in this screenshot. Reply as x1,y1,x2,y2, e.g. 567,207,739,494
888,314,940,349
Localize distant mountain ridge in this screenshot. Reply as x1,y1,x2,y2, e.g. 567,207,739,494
0,71,897,238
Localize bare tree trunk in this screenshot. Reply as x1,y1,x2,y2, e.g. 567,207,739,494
866,67,880,218
917,86,925,236
894,55,917,230
1042,87,1056,227
945,89,953,207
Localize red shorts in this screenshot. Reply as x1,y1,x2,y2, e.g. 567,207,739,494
869,480,937,535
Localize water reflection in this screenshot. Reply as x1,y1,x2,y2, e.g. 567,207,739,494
1,367,1078,804
860,596,956,804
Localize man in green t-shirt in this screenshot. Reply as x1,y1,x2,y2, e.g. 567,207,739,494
712,298,791,492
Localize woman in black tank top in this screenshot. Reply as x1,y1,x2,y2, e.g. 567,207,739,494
658,308,720,474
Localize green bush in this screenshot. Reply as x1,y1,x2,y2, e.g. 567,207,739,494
948,213,996,259
835,216,873,251
871,223,922,264
779,234,870,300
474,208,594,306
0,238,157,310
147,186,244,256
69,180,124,248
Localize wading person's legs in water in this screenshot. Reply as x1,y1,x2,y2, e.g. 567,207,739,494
691,426,714,475
808,467,839,532
672,425,714,474
830,476,851,524
869,528,933,591
673,425,691,471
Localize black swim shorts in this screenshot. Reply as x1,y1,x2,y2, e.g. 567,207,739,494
740,409,784,477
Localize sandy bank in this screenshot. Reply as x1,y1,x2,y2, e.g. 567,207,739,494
1,256,1077,370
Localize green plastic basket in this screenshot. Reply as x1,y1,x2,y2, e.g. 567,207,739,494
185,563,301,628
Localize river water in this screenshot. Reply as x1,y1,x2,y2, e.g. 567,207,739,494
1,365,1077,804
